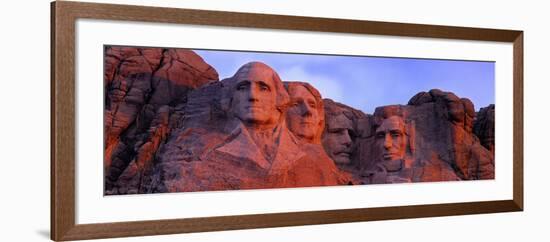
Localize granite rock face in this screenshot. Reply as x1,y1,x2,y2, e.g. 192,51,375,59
103,47,219,194
104,47,495,195
474,104,495,155
321,99,372,183
405,89,493,179
378,89,492,181
323,89,494,184
146,62,348,193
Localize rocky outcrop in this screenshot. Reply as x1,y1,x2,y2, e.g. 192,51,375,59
357,90,493,183
104,47,219,194
320,89,494,184
405,89,493,180
474,104,495,155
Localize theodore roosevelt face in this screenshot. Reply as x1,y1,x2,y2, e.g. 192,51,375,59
323,114,353,165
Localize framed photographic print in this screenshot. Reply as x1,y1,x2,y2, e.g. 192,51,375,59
51,1,523,241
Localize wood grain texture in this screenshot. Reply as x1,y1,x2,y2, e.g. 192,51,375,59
51,1,77,240
51,1,524,241
513,33,524,210
57,1,521,41
59,201,521,241
50,2,56,239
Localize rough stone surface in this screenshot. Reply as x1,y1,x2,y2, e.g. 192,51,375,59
150,120,349,192
320,89,494,184
146,63,349,192
357,89,494,183
474,104,495,155
321,99,372,183
104,47,219,194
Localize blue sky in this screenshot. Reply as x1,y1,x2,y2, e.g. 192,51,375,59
195,49,494,114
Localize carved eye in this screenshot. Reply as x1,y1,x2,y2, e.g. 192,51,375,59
236,83,249,91
259,82,271,91
288,101,298,108
390,131,402,138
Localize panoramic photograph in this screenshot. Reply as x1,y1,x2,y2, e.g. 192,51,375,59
103,46,495,195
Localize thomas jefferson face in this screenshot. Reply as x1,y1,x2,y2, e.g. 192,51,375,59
375,116,407,161
323,114,353,164
230,65,279,127
287,85,322,142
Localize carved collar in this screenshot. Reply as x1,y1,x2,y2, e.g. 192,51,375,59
214,121,306,171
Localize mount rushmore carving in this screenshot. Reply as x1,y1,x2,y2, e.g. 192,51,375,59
104,46,494,195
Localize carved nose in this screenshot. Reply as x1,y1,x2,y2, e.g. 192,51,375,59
247,88,259,102
302,104,313,116
342,133,352,146
383,134,392,149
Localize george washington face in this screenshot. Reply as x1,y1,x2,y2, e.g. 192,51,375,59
229,63,282,127
231,79,278,126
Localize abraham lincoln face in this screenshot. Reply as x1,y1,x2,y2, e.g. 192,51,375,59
375,116,407,162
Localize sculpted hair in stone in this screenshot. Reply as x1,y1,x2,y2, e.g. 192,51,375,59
373,105,416,156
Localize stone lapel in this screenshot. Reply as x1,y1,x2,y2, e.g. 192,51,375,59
214,121,306,172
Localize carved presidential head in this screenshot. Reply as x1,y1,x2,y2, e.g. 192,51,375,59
372,105,415,163
223,62,290,129
375,115,407,162
322,112,354,165
284,81,325,144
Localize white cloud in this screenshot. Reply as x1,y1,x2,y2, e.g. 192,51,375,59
278,66,344,103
